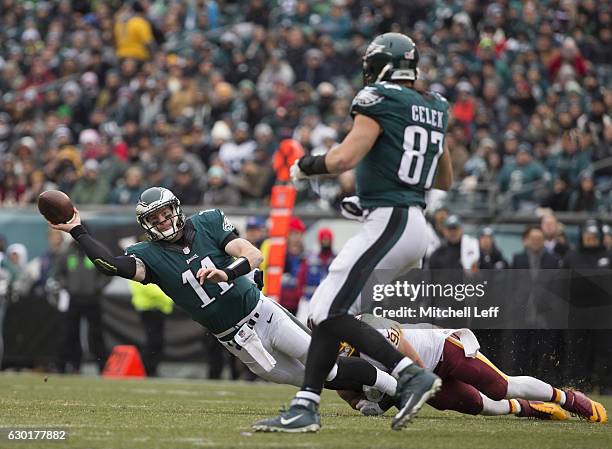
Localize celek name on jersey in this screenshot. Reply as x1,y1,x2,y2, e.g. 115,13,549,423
411,105,444,129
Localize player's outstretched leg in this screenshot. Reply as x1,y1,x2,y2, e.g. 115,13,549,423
506,377,606,422
438,337,606,423
427,377,569,421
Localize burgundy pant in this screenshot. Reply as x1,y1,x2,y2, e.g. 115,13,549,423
428,338,509,415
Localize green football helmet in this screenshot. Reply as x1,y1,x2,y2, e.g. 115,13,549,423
136,187,186,241
362,33,420,85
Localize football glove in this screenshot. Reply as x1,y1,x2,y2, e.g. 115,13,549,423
363,386,384,402
290,159,308,183
340,196,365,221
356,399,385,416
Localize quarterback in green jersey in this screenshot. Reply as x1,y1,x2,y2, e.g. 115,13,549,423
48,187,399,400
254,33,454,433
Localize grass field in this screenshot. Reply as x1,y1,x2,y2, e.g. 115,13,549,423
0,373,610,449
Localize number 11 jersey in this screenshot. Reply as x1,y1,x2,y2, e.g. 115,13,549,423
126,209,259,334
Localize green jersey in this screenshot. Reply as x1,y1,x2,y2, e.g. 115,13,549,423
126,209,259,334
350,82,450,209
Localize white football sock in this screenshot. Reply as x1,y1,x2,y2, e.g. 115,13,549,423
372,367,397,396
479,393,513,416
506,376,554,401
296,391,320,404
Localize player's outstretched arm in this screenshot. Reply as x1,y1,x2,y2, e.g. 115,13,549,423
294,114,381,179
48,208,146,282
397,336,425,369
325,114,381,173
197,238,263,284
432,139,453,191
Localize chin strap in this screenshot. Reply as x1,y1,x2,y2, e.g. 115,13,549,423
375,63,393,83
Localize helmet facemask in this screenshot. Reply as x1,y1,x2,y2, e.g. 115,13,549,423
136,187,186,242
140,203,185,241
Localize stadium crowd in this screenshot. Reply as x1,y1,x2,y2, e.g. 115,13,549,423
0,0,610,212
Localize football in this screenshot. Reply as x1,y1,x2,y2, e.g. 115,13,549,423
37,190,75,225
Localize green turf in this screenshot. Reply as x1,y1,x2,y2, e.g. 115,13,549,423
0,373,609,449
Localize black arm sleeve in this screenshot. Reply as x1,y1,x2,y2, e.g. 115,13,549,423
69,225,140,279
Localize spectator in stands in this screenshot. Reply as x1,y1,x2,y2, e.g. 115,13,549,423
161,142,206,188
219,122,257,175
144,161,168,190
167,74,197,121
234,147,275,203
23,170,58,204
578,93,611,145
108,165,145,205
1,244,29,303
568,172,602,212
202,165,240,207
70,159,111,205
498,142,549,211
540,213,570,258
512,226,561,270
257,49,295,101
0,171,26,205
478,227,508,270
319,1,352,40
548,37,588,82
548,131,592,188
429,215,480,272
170,162,204,206
279,217,307,315
541,175,572,211
244,216,267,249
114,2,154,61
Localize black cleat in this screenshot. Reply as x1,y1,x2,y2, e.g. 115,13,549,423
392,364,442,430
252,398,321,433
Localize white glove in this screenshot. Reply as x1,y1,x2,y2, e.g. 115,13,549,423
290,159,308,183
356,399,384,416
340,196,365,221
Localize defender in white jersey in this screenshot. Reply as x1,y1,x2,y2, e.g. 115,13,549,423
338,315,607,423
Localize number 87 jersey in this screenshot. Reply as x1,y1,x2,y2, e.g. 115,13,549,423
126,209,260,334
350,82,449,210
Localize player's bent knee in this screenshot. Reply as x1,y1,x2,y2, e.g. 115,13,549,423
480,378,508,401
455,393,483,415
